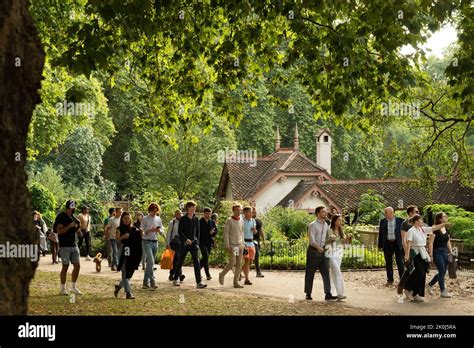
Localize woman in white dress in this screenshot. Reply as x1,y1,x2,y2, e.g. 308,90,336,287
326,214,350,301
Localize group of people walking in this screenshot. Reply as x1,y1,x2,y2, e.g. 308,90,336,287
378,205,454,302
51,200,265,299
305,204,454,303
42,199,454,303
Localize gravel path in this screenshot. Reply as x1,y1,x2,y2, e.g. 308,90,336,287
37,256,474,316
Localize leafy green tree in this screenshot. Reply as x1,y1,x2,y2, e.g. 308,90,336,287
136,118,236,205
27,62,114,159
27,163,67,207
54,126,104,187
29,182,56,215
262,206,314,240
357,190,385,225
234,75,276,156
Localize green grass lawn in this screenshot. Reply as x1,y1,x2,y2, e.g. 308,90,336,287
28,271,382,316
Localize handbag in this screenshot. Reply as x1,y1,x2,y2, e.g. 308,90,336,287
447,253,457,279
160,248,175,270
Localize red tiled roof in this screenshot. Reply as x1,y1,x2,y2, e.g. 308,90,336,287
315,179,474,211
226,159,276,199
216,149,332,200
278,179,317,207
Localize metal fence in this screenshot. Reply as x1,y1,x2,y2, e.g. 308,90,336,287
257,240,386,271
84,227,473,272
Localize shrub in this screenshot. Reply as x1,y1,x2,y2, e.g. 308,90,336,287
28,163,67,205
42,211,56,228
357,189,385,225
423,204,472,218
448,217,474,237
29,182,56,215
78,196,107,225
261,206,313,240
79,236,106,257
132,190,181,227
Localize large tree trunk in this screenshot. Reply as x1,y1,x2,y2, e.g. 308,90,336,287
0,0,45,314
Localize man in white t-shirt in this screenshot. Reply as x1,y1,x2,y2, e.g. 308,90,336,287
142,203,164,289
105,207,122,271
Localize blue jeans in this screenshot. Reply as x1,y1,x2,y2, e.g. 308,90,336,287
119,259,131,293
143,240,158,286
109,239,119,268
429,247,449,292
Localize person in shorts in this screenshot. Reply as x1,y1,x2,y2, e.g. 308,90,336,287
54,200,82,295
241,206,256,285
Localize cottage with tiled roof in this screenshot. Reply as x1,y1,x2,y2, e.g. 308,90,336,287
216,126,474,213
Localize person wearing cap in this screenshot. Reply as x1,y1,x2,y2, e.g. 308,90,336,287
54,200,83,295
77,206,92,261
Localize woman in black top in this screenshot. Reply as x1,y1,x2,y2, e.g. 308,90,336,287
133,212,146,270
428,212,453,298
133,212,143,230
114,212,143,299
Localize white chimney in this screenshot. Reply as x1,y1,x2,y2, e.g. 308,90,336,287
316,129,332,174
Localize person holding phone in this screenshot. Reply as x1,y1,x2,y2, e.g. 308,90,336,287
55,200,83,295
141,203,164,290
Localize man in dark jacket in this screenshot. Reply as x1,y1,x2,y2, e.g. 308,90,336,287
172,201,207,289
378,207,405,286
199,207,217,280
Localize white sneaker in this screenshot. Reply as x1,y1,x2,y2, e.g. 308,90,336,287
85,256,92,261
440,291,452,298
60,288,69,296
404,290,414,301
337,295,346,301
427,284,434,295
173,280,180,286
412,295,424,302
70,287,83,295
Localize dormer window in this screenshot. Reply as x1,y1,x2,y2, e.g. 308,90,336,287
324,135,328,142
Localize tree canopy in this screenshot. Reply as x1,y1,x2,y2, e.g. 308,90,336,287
27,0,473,207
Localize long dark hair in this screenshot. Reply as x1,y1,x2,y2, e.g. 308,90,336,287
409,214,423,225
330,214,344,239
119,211,131,231
434,212,447,235
434,212,445,225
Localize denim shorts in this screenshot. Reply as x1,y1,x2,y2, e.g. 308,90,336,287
59,246,80,266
